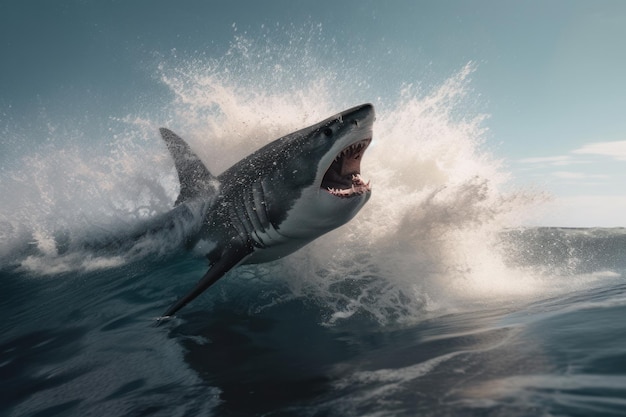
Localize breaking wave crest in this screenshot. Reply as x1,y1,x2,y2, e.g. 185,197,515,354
0,29,594,324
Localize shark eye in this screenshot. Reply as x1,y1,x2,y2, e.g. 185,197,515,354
323,128,333,137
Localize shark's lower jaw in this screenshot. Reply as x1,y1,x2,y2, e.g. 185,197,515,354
321,139,372,198
326,173,371,198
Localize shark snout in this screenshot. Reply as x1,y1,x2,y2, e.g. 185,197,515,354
342,103,375,126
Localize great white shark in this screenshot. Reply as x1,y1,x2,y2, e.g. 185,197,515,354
156,103,375,320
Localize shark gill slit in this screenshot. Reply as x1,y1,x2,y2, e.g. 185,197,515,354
235,192,258,245
251,181,270,230
228,201,248,241
243,185,268,247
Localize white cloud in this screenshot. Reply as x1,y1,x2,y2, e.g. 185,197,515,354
572,140,626,161
530,195,626,227
517,155,590,167
552,171,609,180
552,171,581,179
519,140,626,166
518,155,571,165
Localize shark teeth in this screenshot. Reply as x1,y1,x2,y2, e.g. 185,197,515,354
327,174,371,198
333,140,369,163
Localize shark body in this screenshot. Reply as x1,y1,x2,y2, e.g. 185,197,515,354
158,103,375,319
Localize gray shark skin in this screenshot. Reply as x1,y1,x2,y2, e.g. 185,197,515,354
158,103,375,320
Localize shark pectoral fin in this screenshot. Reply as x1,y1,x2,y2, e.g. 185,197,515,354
158,239,253,321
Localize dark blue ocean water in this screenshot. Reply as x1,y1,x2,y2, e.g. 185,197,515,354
2,7,625,414
1,228,626,416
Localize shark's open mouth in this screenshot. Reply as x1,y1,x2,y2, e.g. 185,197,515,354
321,139,371,198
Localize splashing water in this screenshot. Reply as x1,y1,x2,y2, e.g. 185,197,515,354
275,69,547,324
1,32,555,324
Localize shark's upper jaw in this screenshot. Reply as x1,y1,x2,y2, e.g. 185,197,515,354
321,138,372,198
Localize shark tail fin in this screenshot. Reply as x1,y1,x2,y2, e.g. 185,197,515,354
159,128,217,206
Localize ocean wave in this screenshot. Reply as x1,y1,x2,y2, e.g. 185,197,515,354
1,32,620,325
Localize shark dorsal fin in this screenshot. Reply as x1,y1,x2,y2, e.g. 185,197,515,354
159,128,216,206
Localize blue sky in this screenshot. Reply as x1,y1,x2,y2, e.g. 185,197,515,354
1,0,625,226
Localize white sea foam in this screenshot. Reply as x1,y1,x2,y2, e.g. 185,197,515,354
0,30,602,323
146,35,557,323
